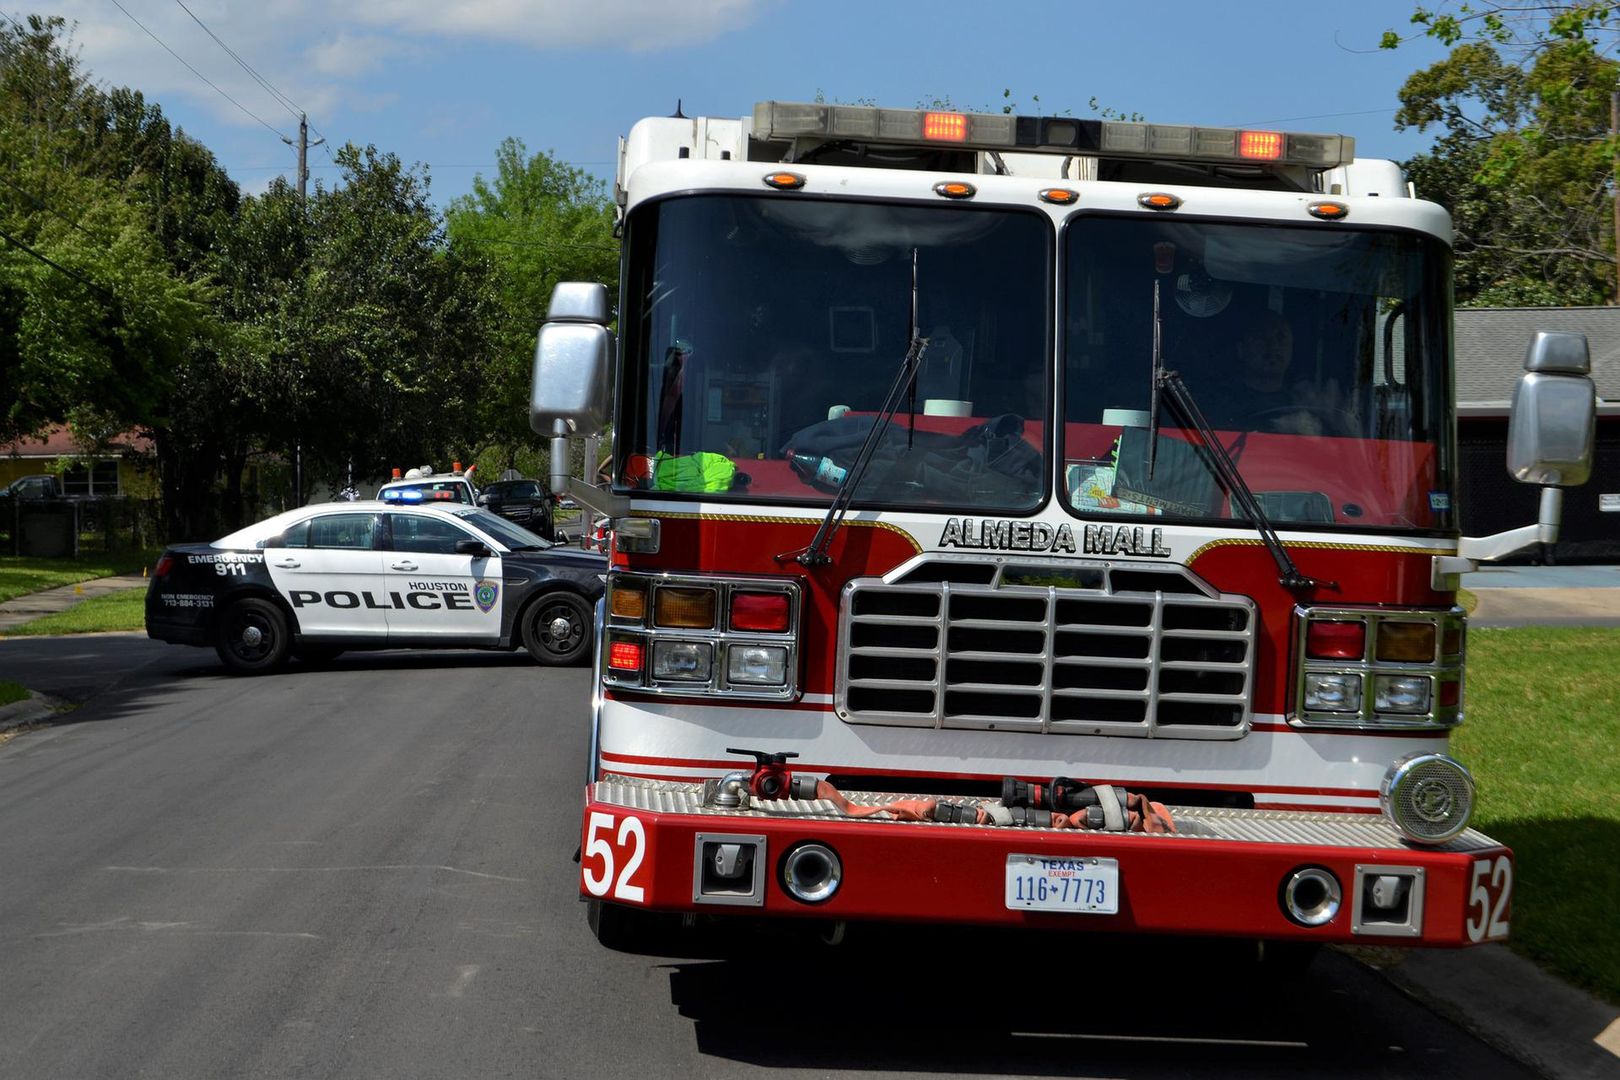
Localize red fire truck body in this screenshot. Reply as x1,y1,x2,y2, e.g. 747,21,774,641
532,101,1593,952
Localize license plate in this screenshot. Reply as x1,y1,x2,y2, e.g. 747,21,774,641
1005,854,1120,914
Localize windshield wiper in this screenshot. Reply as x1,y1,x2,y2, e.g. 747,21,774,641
1146,281,1335,594
780,250,927,567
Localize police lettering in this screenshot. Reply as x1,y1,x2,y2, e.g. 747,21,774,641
288,586,481,611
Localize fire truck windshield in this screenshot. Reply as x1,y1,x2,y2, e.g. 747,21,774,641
1063,217,1455,533
617,195,1051,512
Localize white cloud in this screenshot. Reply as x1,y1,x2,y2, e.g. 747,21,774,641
40,0,767,131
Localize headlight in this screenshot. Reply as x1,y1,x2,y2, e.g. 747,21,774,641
652,640,712,681
1374,675,1431,713
727,644,788,685
1303,672,1361,712
1381,752,1475,844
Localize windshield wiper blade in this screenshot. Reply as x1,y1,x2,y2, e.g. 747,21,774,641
1154,368,1336,593
780,250,927,567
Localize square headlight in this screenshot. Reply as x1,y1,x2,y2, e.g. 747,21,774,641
652,640,712,682
1304,672,1361,712
1374,674,1431,714
727,644,788,686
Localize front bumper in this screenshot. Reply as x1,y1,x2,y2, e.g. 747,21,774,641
581,776,1513,946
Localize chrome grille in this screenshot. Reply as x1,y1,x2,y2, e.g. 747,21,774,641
837,558,1256,739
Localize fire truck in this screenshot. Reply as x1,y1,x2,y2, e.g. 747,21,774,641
529,100,1597,956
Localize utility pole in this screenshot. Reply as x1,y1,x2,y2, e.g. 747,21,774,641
282,113,325,503
1612,92,1619,305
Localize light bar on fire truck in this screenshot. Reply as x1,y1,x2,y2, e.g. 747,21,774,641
752,101,1355,170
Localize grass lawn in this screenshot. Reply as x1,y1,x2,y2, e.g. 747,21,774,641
1456,587,1478,615
0,679,27,707
2,586,148,636
1455,626,1620,1004
0,552,159,603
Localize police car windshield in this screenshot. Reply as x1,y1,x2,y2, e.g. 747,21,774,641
453,508,551,550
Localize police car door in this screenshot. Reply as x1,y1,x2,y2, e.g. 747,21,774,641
384,511,501,643
264,511,389,640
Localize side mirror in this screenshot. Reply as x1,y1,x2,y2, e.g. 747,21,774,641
260,532,285,550
455,538,493,558
530,282,613,437
477,493,490,505
1507,331,1596,486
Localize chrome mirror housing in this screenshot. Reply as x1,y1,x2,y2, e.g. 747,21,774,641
1506,332,1596,487
530,282,613,437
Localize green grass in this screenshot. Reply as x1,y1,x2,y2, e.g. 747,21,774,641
0,551,159,603
1457,587,1478,615
0,680,27,707
3,586,148,636
1455,626,1620,1003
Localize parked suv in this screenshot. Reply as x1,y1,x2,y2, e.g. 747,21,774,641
477,479,555,540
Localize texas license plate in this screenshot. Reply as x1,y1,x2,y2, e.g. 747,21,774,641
1005,854,1120,914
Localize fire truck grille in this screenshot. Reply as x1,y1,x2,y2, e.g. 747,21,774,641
837,563,1257,739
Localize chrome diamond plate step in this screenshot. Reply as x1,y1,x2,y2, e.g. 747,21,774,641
593,776,1501,854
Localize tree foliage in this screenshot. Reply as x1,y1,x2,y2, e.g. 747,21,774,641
1385,4,1620,305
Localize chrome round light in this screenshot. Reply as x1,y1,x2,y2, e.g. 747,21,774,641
1280,866,1342,927
781,842,842,904
1381,752,1475,845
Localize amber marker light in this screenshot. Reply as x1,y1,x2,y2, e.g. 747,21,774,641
609,580,647,621
1239,130,1284,160
933,180,976,199
1039,188,1079,205
654,587,717,629
1376,621,1437,663
923,111,968,142
1307,200,1350,220
763,171,806,190
1138,192,1182,211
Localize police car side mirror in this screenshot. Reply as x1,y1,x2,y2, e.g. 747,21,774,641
262,532,286,550
1508,331,1596,487
455,538,492,558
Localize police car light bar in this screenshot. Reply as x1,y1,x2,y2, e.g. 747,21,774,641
751,101,1354,170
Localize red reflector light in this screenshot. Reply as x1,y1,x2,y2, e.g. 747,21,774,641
608,641,643,671
153,554,173,578
731,592,790,633
1239,130,1284,160
923,111,968,142
1306,620,1365,660
1439,680,1461,708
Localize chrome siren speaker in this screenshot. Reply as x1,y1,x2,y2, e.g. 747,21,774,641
780,842,842,904
1381,752,1475,845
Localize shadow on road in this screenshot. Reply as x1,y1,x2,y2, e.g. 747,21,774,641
657,925,1526,1078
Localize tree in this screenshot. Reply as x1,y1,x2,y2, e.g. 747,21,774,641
445,139,617,472
1385,4,1620,304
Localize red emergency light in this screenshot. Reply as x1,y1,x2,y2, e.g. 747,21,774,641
608,641,644,672
1239,130,1284,160
923,112,968,142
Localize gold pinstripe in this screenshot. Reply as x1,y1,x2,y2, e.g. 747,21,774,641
631,509,923,552
1186,537,1459,563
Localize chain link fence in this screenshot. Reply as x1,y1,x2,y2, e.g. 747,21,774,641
0,496,165,557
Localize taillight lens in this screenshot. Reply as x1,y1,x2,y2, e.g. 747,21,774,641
730,592,790,633
1306,620,1365,660
153,554,173,578
607,640,643,672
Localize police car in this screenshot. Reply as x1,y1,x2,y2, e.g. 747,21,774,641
145,500,606,675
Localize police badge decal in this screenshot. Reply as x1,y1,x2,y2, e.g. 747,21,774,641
475,580,499,613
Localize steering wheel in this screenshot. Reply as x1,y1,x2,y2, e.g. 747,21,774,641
1247,405,1358,437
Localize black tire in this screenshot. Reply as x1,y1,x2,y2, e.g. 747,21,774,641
293,644,345,665
586,899,680,954
523,591,592,666
214,597,292,676
1256,939,1321,977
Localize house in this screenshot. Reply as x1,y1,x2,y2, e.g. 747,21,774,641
0,426,154,498
1454,307,1620,562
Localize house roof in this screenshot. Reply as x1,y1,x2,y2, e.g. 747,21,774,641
0,425,152,459
1455,306,1620,413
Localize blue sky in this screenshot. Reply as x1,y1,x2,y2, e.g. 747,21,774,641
34,0,1457,207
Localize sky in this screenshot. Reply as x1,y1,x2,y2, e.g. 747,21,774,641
16,0,1460,206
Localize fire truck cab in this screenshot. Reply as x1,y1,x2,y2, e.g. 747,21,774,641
532,100,1597,954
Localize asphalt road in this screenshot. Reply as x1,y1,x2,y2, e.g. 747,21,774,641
0,636,1535,1080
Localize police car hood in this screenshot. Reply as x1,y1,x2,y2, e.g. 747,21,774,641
505,545,606,569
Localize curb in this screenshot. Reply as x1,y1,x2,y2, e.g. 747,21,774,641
0,689,71,734
1356,944,1620,1079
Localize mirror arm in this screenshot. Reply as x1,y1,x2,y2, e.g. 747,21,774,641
1432,488,1563,589
566,476,629,519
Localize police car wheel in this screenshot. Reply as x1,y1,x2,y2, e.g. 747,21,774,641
214,598,291,675
524,592,591,666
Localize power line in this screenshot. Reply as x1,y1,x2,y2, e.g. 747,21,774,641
171,0,302,123
106,0,289,140
0,173,108,242
0,223,113,297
